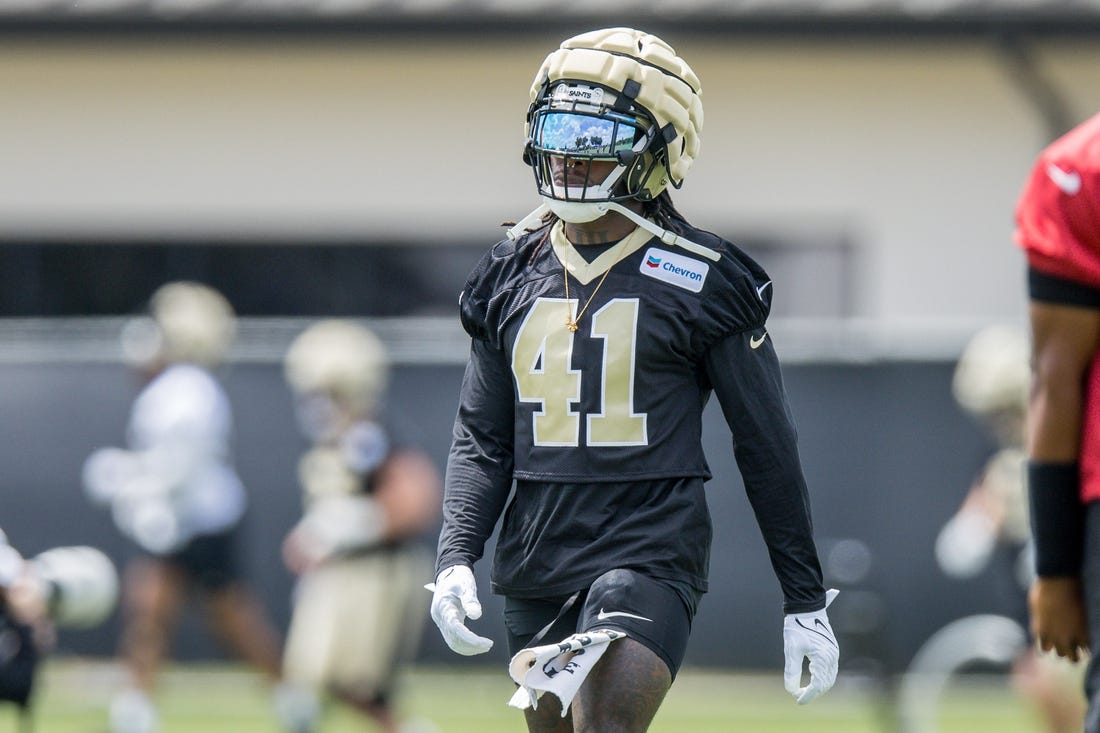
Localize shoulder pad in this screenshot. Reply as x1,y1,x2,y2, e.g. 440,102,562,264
681,226,773,345
459,229,548,342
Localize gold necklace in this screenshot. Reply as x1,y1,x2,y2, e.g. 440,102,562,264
562,240,616,332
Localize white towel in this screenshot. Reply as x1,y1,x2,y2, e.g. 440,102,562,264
507,629,627,716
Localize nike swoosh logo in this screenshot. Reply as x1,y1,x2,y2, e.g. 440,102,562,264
596,609,653,623
796,618,838,648
756,281,772,301
749,332,767,349
1047,163,1082,195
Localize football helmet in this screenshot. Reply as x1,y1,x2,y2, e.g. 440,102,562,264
285,320,389,424
122,282,236,369
523,27,703,221
30,546,118,628
952,325,1029,418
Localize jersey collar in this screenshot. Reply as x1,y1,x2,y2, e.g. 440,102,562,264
550,221,654,285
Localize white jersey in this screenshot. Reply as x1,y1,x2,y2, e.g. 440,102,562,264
126,364,246,541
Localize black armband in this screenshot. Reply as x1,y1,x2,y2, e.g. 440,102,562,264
1028,461,1085,577
1028,267,1100,308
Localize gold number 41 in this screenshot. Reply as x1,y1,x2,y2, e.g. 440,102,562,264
511,297,648,447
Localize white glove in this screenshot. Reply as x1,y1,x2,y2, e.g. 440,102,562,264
81,447,141,506
427,565,493,656
783,588,840,704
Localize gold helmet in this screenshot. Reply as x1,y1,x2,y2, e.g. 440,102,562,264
952,325,1029,418
122,281,236,368
524,27,703,222
284,319,389,418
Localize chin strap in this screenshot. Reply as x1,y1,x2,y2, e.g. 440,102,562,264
506,204,551,241
506,201,721,263
599,202,721,262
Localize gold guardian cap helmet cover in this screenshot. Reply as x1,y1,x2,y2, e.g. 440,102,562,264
523,28,704,223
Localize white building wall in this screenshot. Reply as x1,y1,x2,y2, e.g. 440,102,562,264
2,34,1099,326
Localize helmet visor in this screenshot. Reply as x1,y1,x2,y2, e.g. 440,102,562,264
532,110,642,158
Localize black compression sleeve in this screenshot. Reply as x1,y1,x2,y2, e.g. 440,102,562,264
1028,461,1085,577
435,339,516,575
705,331,826,614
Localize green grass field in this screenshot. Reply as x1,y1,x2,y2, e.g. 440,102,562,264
6,660,1045,733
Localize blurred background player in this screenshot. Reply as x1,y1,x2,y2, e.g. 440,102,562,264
282,320,441,733
934,325,1084,733
1015,110,1100,732
81,281,309,733
0,528,118,729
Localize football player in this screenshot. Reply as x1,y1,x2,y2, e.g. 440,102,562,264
936,326,1085,733
1016,110,1100,733
937,326,1032,584
82,282,308,733
0,529,118,724
428,27,839,733
281,320,441,733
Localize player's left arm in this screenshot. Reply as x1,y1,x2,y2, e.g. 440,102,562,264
372,449,443,540
281,449,442,573
705,330,839,703
705,331,825,612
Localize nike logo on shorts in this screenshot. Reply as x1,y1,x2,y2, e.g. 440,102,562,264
596,609,653,623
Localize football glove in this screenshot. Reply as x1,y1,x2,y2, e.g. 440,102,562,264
783,588,840,704
427,565,493,656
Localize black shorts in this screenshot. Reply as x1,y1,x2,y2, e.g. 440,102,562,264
164,526,241,592
503,569,699,679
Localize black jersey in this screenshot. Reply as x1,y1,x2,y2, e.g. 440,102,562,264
437,218,826,613
458,222,768,480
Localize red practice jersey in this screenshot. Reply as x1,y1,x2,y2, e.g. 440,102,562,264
1016,111,1100,502
1016,112,1100,287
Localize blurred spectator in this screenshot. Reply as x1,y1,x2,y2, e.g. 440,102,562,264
281,320,441,733
81,281,311,733
936,325,1085,733
0,528,118,726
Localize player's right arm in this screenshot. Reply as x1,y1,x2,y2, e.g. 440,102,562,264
435,245,519,573
430,335,516,656
435,337,517,572
1026,277,1100,661
431,245,521,655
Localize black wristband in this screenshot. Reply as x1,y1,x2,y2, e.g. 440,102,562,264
1028,461,1085,577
